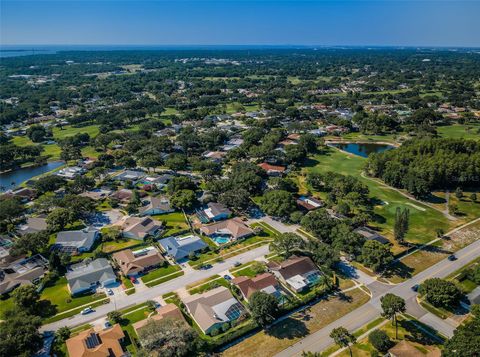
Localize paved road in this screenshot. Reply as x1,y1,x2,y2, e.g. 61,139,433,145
276,237,480,357
41,244,270,332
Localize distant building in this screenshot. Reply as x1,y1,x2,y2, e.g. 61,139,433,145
80,188,113,201
257,162,286,176
158,235,207,261
112,247,164,277
54,227,99,254
66,258,116,295
354,226,390,245
0,254,48,295
115,170,145,182
182,286,245,335
16,216,48,236
115,216,163,240
56,166,85,179
296,196,324,211
267,256,321,292
65,324,126,357
139,196,174,216
197,202,232,223
232,272,283,302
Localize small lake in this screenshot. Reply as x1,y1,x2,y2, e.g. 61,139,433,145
330,142,395,158
0,161,64,192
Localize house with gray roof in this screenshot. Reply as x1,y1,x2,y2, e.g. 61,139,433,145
115,170,145,182
197,202,232,223
54,227,99,254
16,216,47,236
139,196,174,216
0,254,48,295
66,258,116,295
158,235,207,262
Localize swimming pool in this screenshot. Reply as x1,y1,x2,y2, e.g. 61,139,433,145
212,236,231,245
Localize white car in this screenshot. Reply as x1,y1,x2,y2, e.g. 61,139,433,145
107,289,114,295
80,307,93,315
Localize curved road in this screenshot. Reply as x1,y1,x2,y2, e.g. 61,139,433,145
275,238,480,357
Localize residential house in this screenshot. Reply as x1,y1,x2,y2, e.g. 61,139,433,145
142,174,174,188
202,151,227,162
158,235,207,261
182,286,245,335
115,170,145,183
257,162,286,176
112,247,164,277
0,254,48,295
200,217,254,242
110,188,135,203
297,196,324,211
54,227,100,254
66,258,116,295
387,340,440,357
221,137,244,151
133,303,186,336
0,236,17,266
65,324,126,357
114,216,163,240
80,188,113,201
3,187,37,202
16,216,47,236
232,272,283,302
267,256,321,292
354,226,390,245
56,166,85,179
197,202,232,223
139,196,174,216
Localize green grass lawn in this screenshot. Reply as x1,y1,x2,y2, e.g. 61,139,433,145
40,277,107,314
430,191,480,224
0,294,15,318
101,239,144,254
152,212,189,236
305,148,452,246
187,275,230,294
52,124,100,140
231,261,266,278
141,264,182,284
437,123,480,141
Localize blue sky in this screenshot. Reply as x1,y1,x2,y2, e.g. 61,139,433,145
1,1,479,47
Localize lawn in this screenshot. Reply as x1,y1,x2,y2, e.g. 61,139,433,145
305,148,452,246
327,132,402,144
332,315,444,357
448,256,480,294
430,190,480,225
231,261,266,278
437,123,480,141
222,287,370,357
141,264,182,284
52,124,100,140
40,277,107,315
187,275,230,294
152,212,189,236
101,239,144,254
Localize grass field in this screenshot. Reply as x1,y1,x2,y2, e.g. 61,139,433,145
152,212,189,236
40,277,107,315
437,123,480,140
187,275,230,294
430,190,480,224
331,315,443,357
52,124,100,140
231,261,266,278
140,264,182,284
305,148,452,246
222,287,370,357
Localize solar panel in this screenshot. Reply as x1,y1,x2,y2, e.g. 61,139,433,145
85,333,101,349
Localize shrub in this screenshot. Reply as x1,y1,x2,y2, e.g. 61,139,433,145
368,329,392,352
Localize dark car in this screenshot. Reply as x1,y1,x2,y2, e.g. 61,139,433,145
411,284,419,292
224,275,232,281
448,255,457,261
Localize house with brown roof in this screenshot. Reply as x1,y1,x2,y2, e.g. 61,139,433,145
182,286,246,335
388,340,440,357
114,216,163,240
200,217,254,243
112,247,164,277
297,196,324,211
257,162,286,176
133,303,186,336
267,255,321,292
65,324,126,357
232,272,283,302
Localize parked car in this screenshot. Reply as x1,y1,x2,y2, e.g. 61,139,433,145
104,321,112,328
411,284,419,292
81,307,93,315
107,288,114,295
130,276,137,283
201,264,212,270
233,261,241,267
224,275,232,281
448,255,457,261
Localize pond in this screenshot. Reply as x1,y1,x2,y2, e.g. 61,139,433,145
0,161,64,192
330,142,395,158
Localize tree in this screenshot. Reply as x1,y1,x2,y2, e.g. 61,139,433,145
394,207,409,244
300,209,337,242
420,278,462,308
360,240,393,273
329,327,356,357
455,187,463,199
307,239,339,269
380,293,406,339
271,233,304,258
0,197,23,225
170,189,197,210
12,285,41,314
0,311,43,357
167,176,196,195
137,317,199,357
443,312,480,356
34,175,65,193
368,329,392,352
107,311,123,324
46,207,75,232
70,175,95,194
218,189,251,211
249,291,279,327
27,125,47,143
55,326,71,343
12,231,49,255
471,192,477,202
259,190,296,218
